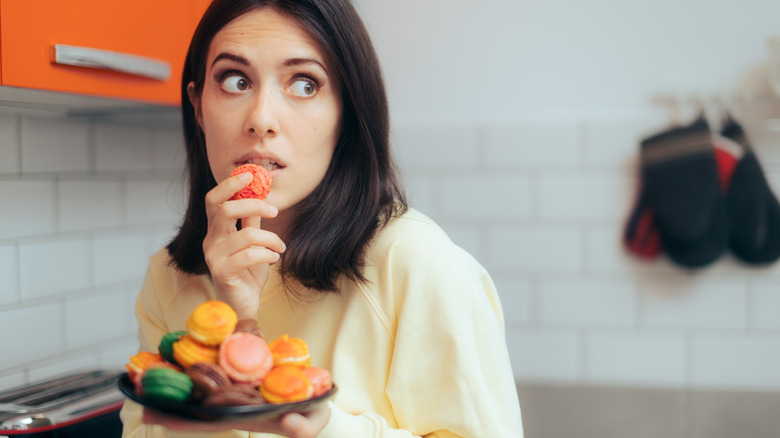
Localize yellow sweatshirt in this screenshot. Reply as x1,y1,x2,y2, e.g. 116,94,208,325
120,208,523,437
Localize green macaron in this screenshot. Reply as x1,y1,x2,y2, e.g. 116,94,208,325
158,330,187,365
141,367,193,403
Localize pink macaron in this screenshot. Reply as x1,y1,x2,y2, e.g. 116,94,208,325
303,366,333,398
218,332,273,386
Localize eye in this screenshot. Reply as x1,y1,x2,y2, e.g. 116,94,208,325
288,78,318,97
220,73,250,93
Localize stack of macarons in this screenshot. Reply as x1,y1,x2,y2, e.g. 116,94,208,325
124,300,333,407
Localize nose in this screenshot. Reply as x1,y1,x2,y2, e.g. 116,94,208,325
244,86,279,137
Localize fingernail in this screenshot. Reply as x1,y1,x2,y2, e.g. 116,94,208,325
239,172,252,182
281,242,287,252
270,205,278,215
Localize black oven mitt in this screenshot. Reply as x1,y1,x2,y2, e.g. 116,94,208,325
640,115,728,268
721,115,780,264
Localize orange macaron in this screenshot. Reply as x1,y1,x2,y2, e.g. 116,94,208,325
186,301,238,347
260,365,313,404
172,335,219,368
268,334,311,367
230,163,272,201
126,352,165,389
126,351,164,377
218,332,274,386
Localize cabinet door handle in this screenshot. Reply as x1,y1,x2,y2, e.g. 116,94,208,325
50,44,171,81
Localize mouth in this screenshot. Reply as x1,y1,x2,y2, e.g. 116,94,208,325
238,158,284,173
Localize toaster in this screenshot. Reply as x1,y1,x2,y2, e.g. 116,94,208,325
0,369,124,437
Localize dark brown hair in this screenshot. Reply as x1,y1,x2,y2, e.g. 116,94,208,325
167,0,407,292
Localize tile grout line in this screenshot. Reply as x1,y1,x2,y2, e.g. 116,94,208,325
15,114,22,173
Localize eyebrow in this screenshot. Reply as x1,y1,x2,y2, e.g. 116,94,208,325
283,57,328,75
211,52,250,68
211,52,328,76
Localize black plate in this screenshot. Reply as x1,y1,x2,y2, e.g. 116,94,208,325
116,373,337,422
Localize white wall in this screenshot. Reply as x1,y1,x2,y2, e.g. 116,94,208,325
356,0,780,119
0,111,184,390
355,0,780,391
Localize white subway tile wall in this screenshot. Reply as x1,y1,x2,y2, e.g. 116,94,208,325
58,179,123,232
392,115,780,391
692,335,780,390
19,237,91,300
505,329,581,382
585,331,688,386
0,244,18,306
0,112,183,389
94,122,157,172
753,282,780,330
0,107,778,394
0,114,19,174
0,181,57,240
21,116,91,174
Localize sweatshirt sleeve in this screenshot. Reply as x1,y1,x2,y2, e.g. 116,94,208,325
388,239,522,438
319,220,523,437
386,237,522,437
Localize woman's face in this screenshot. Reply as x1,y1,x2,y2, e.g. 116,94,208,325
190,7,342,213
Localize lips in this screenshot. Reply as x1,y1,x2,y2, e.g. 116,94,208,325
239,158,283,173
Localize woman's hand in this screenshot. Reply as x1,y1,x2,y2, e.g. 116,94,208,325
203,171,286,320
142,404,331,437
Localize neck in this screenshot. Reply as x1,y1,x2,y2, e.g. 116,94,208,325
260,208,293,241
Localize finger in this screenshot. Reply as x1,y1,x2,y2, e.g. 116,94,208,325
280,413,306,437
206,247,280,282
204,229,284,279
229,246,282,269
205,172,254,217
279,405,332,438
210,199,277,235
218,228,286,258
241,215,261,230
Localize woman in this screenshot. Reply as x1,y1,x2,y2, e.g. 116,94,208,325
120,0,523,437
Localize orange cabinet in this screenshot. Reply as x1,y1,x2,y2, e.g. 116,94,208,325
0,0,211,107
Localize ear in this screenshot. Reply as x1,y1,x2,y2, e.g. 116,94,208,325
187,81,204,129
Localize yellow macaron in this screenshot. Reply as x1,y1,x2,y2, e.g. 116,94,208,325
186,300,238,346
172,335,219,368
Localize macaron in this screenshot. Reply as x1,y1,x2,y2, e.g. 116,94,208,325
268,334,311,367
185,362,231,402
141,367,193,403
204,383,267,407
136,362,182,395
260,365,313,404
186,301,238,347
172,335,219,368
126,352,164,381
303,366,333,398
218,332,274,386
158,330,187,365
230,163,272,201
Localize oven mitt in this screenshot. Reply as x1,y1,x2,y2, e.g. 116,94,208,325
624,190,662,259
625,132,739,261
721,115,780,264
640,115,728,268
